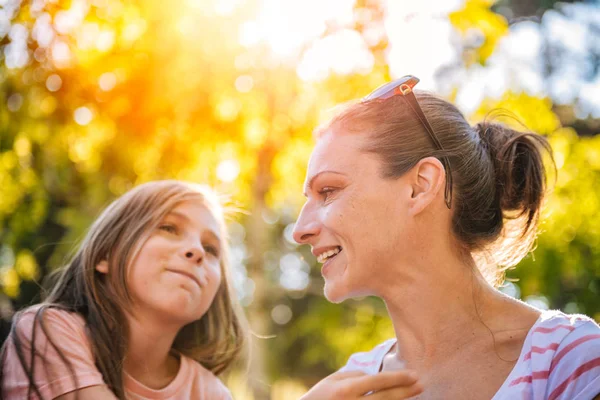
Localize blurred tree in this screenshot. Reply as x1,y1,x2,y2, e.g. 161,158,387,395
1,1,599,399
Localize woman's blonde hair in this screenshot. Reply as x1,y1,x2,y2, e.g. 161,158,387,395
1,180,247,399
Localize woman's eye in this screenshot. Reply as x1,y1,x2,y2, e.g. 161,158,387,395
158,224,178,234
318,187,337,201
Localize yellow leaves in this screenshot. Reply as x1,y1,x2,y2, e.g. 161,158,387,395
584,134,600,170
268,138,314,211
548,127,578,170
106,96,132,118
39,95,58,115
15,250,39,281
244,118,269,148
0,152,18,170
0,247,38,299
449,0,508,64
0,267,20,298
14,135,31,158
108,175,132,196
66,120,116,173
216,97,242,122
471,91,561,135
0,150,37,215
540,128,600,249
118,5,147,46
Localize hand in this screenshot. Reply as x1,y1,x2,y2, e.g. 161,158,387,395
300,369,423,400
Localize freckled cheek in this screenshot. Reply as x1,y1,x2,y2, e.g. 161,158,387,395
321,207,345,229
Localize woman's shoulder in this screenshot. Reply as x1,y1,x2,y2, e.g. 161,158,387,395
338,338,397,375
526,309,600,364
529,309,600,344
521,310,600,399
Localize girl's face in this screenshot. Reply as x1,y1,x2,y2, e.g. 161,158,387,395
126,200,223,325
293,130,413,303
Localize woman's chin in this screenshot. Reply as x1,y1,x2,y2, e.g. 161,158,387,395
323,274,373,304
323,280,350,304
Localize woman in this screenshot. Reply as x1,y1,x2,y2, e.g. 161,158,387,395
295,76,600,399
1,180,247,399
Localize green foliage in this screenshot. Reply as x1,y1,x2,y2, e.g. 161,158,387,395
1,1,598,398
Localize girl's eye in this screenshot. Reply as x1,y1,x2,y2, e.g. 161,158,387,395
204,245,220,257
158,224,178,234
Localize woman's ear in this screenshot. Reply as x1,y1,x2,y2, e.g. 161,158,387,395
95,260,109,274
408,156,446,215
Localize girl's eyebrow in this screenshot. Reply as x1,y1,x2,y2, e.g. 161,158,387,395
165,211,221,243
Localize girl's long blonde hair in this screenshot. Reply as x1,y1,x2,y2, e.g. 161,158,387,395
1,180,247,399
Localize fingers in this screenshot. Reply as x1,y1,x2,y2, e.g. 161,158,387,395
300,369,423,400
351,370,420,396
365,382,423,400
328,370,370,380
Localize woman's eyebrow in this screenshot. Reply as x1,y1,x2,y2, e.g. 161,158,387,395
303,171,347,197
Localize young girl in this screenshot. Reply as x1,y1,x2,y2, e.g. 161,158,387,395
1,180,247,399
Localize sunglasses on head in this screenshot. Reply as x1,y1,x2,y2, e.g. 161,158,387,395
364,75,453,209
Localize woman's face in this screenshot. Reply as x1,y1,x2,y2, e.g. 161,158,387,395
126,200,223,325
293,129,413,303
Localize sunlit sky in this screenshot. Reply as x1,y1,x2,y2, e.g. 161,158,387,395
233,0,599,116
1,0,598,115
232,0,599,117
456,3,600,117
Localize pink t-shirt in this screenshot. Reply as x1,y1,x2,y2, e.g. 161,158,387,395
2,306,232,400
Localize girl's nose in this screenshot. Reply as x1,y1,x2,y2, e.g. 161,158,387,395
183,243,205,264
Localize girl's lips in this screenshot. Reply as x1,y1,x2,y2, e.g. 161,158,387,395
166,269,202,288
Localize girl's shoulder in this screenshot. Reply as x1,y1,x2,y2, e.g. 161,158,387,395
173,355,233,399
2,305,104,400
12,304,88,344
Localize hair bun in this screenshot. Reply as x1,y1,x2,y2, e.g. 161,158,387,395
474,120,551,230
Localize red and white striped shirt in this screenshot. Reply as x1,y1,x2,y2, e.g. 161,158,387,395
339,310,600,399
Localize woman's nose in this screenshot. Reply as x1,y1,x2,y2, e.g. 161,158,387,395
292,206,321,244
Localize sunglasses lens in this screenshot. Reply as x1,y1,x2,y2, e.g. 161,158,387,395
364,76,416,101
364,81,398,100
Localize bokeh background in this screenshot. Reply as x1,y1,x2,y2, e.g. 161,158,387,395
1,0,599,398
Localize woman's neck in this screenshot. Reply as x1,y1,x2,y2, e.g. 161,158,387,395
380,254,535,370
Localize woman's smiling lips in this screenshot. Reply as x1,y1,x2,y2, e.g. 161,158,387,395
312,246,343,276
312,245,342,260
